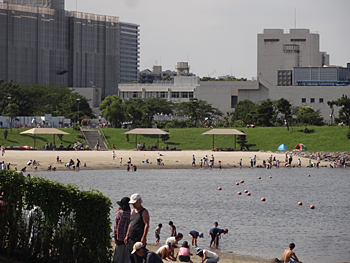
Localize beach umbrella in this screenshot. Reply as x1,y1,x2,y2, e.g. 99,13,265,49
293,143,307,151
277,144,288,151
20,128,69,149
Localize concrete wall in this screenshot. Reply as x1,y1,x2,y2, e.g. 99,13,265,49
200,81,263,114
269,86,350,123
258,28,329,86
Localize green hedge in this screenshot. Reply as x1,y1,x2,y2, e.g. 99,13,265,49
0,170,112,263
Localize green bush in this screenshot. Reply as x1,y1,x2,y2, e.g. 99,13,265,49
0,170,112,262
77,134,84,139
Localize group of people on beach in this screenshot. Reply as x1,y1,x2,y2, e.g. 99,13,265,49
113,193,302,263
113,193,230,263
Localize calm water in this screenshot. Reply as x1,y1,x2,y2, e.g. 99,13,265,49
35,168,350,263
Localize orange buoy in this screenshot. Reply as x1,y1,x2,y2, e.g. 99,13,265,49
244,190,248,193
298,202,303,206
236,182,239,185
261,198,265,201
218,187,222,190
308,174,310,177
310,205,315,209
269,176,272,179
258,177,261,179
237,192,241,195
240,180,244,183
247,192,251,196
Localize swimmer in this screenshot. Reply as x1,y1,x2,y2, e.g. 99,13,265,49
283,243,302,263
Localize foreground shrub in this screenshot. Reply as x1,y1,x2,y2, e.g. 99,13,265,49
0,170,112,263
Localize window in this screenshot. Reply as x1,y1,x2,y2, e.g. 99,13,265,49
189,92,194,98
181,92,188,98
283,44,299,54
302,98,306,103
264,39,279,42
291,39,306,42
171,92,179,98
319,98,324,103
231,96,238,108
160,92,167,98
310,98,315,103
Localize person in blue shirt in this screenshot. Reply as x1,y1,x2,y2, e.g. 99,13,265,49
208,222,228,248
189,230,204,247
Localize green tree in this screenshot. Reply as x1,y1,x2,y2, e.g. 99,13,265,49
162,74,171,81
178,98,222,126
4,103,19,131
328,95,350,128
232,100,257,124
142,97,173,127
237,133,247,149
249,99,274,126
125,98,144,127
99,95,125,127
297,106,324,125
276,98,292,130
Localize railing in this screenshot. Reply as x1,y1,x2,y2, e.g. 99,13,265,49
80,127,90,147
98,126,109,149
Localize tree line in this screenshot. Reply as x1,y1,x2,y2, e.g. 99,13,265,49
99,96,222,128
0,80,93,123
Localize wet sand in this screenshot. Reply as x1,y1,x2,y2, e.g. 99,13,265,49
2,150,324,172
111,243,278,263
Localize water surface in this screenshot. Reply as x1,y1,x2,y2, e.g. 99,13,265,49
36,168,350,263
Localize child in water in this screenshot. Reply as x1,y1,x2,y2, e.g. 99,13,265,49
155,223,162,244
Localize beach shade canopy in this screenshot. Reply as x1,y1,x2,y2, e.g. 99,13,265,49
20,128,69,149
124,128,170,149
201,129,246,150
293,143,307,151
277,144,289,151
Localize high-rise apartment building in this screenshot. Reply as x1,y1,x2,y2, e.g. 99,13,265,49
0,0,139,97
257,29,329,86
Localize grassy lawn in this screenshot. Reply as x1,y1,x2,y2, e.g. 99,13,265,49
0,126,348,152
102,126,350,152
0,128,82,149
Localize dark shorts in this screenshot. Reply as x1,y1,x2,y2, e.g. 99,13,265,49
179,255,191,262
155,234,160,239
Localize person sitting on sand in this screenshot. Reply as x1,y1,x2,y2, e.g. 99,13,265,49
156,241,177,261
48,165,52,171
189,230,204,247
27,160,32,165
132,242,163,263
196,248,219,263
178,241,193,262
283,243,302,263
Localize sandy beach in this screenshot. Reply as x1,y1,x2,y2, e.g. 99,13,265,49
2,149,326,172
110,243,279,263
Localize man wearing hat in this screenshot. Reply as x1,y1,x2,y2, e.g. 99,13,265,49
113,197,131,263
131,242,162,263
125,193,150,263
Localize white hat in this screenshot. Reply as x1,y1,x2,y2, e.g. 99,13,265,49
131,242,144,254
129,193,141,204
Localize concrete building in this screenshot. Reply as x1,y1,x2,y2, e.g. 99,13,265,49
257,29,329,86
118,75,200,102
0,0,139,98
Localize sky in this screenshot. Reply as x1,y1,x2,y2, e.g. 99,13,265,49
65,0,350,79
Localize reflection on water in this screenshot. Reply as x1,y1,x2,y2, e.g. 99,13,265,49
37,168,350,263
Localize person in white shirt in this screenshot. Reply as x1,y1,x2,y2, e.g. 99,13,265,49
196,248,219,263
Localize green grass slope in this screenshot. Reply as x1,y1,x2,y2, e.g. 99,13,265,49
102,126,350,152
0,128,82,149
